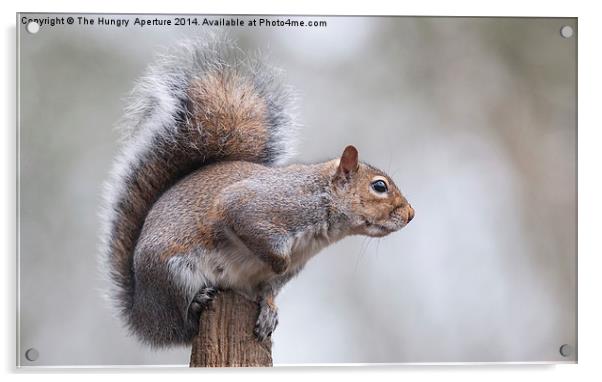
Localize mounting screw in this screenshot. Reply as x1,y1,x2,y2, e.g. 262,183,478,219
25,348,39,361
560,25,574,39
26,21,40,34
559,344,573,357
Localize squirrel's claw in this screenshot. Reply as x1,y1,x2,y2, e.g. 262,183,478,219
189,286,218,320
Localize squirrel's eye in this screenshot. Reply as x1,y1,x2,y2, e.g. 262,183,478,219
371,180,388,193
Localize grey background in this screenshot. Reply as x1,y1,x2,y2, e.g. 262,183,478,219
18,15,577,366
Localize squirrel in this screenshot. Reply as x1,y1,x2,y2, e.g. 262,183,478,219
101,36,415,348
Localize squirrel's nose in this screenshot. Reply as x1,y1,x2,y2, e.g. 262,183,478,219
406,205,415,223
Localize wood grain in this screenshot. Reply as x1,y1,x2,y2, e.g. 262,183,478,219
190,291,273,367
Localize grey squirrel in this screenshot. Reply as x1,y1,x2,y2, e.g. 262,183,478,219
101,36,414,348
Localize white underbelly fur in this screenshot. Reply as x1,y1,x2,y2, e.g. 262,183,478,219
167,223,346,299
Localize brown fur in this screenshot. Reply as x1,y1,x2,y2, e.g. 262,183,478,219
264,294,276,310
188,72,269,160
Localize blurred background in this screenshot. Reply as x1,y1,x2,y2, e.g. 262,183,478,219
18,15,576,366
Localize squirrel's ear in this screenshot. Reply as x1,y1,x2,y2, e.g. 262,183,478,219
337,145,359,178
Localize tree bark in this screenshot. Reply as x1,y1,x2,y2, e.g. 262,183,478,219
189,290,273,367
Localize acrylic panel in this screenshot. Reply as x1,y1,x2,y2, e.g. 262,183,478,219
17,14,577,367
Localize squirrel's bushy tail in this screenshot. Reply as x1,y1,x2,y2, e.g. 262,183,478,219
100,36,297,332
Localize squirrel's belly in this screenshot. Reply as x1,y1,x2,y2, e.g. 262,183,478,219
165,225,347,297
165,246,271,298
203,245,275,294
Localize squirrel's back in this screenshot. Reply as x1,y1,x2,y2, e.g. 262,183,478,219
100,36,297,340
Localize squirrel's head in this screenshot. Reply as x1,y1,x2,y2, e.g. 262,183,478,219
331,145,414,238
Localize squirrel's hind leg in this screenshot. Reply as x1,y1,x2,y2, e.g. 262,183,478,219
254,288,279,341
252,269,303,341
187,286,218,323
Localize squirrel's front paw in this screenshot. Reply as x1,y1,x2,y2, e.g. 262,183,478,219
270,255,290,275
254,301,278,341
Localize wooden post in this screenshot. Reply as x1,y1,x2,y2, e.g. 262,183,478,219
189,291,273,367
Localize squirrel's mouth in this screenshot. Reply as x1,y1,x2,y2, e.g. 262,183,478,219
363,219,400,237
364,219,388,230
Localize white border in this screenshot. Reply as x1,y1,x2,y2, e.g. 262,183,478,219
3,0,602,381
